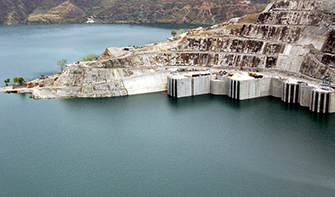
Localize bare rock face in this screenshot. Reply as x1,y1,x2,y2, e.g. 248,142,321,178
175,0,335,78
35,0,335,99
98,47,129,60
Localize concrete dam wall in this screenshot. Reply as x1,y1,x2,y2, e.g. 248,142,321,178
167,71,335,113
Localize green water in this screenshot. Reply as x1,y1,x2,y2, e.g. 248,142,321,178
0,24,335,196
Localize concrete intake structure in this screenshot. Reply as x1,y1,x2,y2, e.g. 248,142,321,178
167,70,335,113
167,71,210,98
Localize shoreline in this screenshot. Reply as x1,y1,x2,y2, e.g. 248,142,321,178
2,67,335,113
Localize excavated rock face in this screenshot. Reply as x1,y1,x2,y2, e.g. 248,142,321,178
41,0,335,98
175,0,335,78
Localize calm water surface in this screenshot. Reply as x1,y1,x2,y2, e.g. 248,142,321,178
0,24,335,196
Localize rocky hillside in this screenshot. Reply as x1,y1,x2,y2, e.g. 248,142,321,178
27,0,334,100
0,0,269,25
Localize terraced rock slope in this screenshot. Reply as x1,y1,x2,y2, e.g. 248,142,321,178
21,0,335,99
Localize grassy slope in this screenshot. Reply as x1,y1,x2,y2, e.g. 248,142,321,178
96,0,265,24
26,1,87,24
0,0,269,25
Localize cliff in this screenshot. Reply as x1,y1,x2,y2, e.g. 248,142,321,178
9,0,335,100
0,0,267,25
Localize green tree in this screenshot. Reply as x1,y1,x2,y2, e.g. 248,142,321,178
179,29,184,34
171,30,177,37
190,26,194,29
82,54,96,61
4,78,10,86
18,77,25,84
13,77,25,85
13,77,19,83
57,59,67,72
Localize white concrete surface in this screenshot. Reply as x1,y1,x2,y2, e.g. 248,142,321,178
123,71,169,95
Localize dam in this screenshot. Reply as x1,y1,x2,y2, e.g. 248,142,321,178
167,68,335,113
2,0,335,114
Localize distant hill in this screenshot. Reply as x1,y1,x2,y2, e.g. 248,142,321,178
0,0,269,25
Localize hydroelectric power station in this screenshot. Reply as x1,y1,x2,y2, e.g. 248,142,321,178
167,68,335,113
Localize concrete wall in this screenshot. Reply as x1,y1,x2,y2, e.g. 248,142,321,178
168,75,210,98
177,78,192,98
169,73,334,113
270,77,283,98
192,76,211,96
230,77,271,100
260,77,272,97
240,79,256,100
329,93,335,113
298,84,312,107
210,78,229,95
123,71,169,95
167,76,193,98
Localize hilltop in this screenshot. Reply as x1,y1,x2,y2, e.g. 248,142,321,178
0,0,269,25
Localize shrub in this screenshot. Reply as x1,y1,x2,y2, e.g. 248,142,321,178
82,54,96,61
13,77,25,84
13,77,19,83
18,77,25,84
171,30,177,37
4,78,10,86
57,59,68,72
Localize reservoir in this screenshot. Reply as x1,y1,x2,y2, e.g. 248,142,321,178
1,24,335,196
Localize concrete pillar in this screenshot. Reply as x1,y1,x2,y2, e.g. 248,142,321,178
171,78,174,97
232,79,235,99
323,93,328,113
167,77,172,96
328,93,335,113
228,79,235,99
292,85,296,103
288,84,291,103
281,83,287,102
235,80,239,100
172,79,176,97
298,84,309,107
317,92,321,113
310,91,315,112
